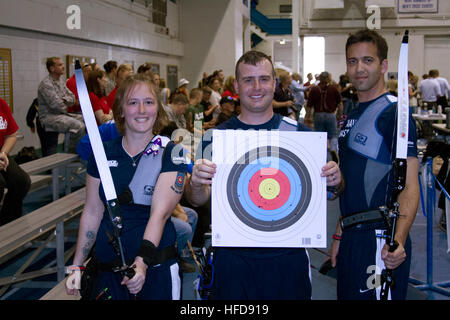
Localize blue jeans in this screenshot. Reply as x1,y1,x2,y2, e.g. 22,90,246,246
314,112,338,152
171,206,198,254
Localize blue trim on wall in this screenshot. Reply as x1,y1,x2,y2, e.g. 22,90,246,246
251,8,292,35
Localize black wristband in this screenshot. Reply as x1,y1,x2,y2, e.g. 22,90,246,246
137,239,157,267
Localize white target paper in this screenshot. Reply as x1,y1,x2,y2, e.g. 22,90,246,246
212,130,327,248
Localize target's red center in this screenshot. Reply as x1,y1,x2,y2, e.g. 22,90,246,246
248,168,291,210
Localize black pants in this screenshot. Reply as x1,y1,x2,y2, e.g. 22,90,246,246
437,96,448,109
39,128,59,157
337,226,411,300
0,157,31,225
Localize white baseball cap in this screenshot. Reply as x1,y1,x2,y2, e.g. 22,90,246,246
178,78,189,87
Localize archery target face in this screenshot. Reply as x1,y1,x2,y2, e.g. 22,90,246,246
212,130,327,248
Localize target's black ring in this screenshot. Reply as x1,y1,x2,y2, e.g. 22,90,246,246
226,146,312,232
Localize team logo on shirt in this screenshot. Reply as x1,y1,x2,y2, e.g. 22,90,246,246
354,132,368,145
0,117,7,130
108,160,118,167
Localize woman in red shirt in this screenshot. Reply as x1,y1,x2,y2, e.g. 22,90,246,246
87,70,113,125
106,64,134,110
221,75,239,100
0,98,31,225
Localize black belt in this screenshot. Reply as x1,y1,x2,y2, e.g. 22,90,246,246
341,209,384,230
98,245,177,272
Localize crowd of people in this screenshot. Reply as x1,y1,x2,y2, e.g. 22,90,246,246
1,27,449,301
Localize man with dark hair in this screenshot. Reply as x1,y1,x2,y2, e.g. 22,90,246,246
329,29,419,300
184,50,342,300
304,73,313,87
37,57,85,154
345,29,388,62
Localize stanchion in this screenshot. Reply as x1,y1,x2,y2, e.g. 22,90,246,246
409,157,450,297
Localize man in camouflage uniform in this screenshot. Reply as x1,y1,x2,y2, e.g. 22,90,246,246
38,57,85,155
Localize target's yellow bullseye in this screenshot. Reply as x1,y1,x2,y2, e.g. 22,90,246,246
259,178,280,200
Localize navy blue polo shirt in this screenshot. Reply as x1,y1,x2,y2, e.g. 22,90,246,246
338,93,417,217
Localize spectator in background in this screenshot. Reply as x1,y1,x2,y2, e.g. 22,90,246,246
37,57,85,154
314,73,320,85
408,71,419,114
26,98,46,154
87,70,113,125
152,73,160,88
159,78,171,106
0,98,31,226
222,75,239,99
185,88,204,134
290,73,306,121
170,204,198,273
200,86,216,129
106,63,134,109
175,78,190,98
164,93,189,130
419,70,442,111
430,69,450,109
386,74,398,96
208,77,222,120
90,62,101,72
66,62,92,113
66,62,91,100
273,72,294,117
198,72,209,88
137,63,152,76
215,96,237,127
339,73,358,116
307,71,342,152
103,60,118,96
212,69,225,93
304,73,313,87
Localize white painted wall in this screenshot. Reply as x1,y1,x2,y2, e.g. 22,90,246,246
180,0,250,90
0,0,183,56
425,36,450,83
0,0,184,154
